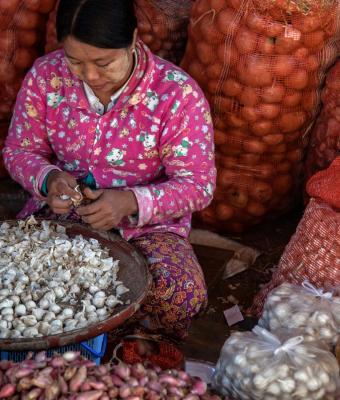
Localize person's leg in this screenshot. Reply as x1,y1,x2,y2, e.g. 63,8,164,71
130,232,208,339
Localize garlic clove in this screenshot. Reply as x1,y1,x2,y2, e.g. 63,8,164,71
15,304,27,316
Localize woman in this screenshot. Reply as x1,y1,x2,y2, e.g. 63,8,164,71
3,0,216,340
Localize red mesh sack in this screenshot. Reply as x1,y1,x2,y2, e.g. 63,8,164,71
134,0,193,64
0,122,9,179
305,59,340,181
0,0,57,121
306,156,340,209
181,0,339,233
249,197,340,317
44,0,60,53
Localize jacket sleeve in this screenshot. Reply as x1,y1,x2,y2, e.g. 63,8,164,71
3,64,61,199
129,94,216,227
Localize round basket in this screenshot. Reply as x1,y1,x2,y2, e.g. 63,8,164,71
0,220,152,351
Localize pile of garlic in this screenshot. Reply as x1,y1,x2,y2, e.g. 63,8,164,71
212,327,340,400
259,282,340,348
0,217,129,339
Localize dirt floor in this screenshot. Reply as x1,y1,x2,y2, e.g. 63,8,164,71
183,208,302,363
0,178,303,365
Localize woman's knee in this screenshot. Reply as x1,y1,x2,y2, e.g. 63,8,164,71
151,264,207,319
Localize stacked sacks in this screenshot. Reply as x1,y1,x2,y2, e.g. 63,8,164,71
258,282,340,349
44,0,60,54
0,122,9,179
213,326,340,399
181,0,339,232
305,60,340,182
250,157,340,316
134,0,193,65
0,0,57,121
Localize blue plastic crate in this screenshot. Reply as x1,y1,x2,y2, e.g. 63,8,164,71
0,333,107,365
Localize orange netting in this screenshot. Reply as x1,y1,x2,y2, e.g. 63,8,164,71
306,156,340,209
134,0,193,64
181,0,339,233
305,59,340,182
45,0,193,65
44,0,60,53
0,0,57,122
122,339,184,370
0,122,9,179
249,197,340,317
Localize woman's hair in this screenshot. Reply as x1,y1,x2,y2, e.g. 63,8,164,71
56,0,137,48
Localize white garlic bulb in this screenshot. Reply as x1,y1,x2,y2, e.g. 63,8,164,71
259,283,340,347
92,296,105,308
0,218,128,338
212,327,340,400
15,304,27,316
32,308,45,321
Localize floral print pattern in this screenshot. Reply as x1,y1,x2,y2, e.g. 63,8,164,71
4,41,216,240
131,232,208,338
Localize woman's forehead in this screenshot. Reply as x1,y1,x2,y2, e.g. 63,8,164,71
64,36,125,61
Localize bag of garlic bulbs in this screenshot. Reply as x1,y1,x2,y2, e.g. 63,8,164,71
258,281,340,348
212,326,340,400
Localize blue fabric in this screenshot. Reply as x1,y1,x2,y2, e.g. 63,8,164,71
41,172,96,196
83,173,96,189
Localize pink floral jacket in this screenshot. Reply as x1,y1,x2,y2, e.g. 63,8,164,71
4,41,216,240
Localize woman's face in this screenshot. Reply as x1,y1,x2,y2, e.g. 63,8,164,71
63,35,135,94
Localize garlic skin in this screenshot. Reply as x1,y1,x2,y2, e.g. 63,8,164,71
259,283,340,347
0,218,129,338
212,327,340,400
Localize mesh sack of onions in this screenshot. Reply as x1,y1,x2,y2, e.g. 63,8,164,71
0,121,9,179
305,59,340,183
212,326,340,400
0,352,223,399
180,0,339,233
44,0,60,53
249,197,340,317
306,155,340,209
134,0,193,65
0,0,58,122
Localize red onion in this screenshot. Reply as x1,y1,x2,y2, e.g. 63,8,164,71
0,353,223,399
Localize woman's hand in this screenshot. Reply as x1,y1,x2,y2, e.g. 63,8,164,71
77,188,138,231
46,170,81,215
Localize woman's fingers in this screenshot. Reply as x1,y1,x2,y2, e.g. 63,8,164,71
49,194,73,209
52,207,71,215
83,187,104,200
55,180,81,199
77,201,103,216
81,212,106,225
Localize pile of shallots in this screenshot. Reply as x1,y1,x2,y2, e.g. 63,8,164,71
0,352,222,399
0,217,128,339
213,326,340,400
259,282,340,348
